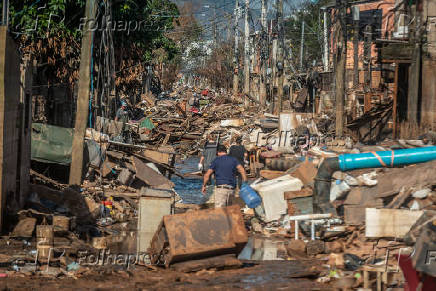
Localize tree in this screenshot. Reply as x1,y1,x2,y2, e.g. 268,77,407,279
5,0,182,118
284,0,330,70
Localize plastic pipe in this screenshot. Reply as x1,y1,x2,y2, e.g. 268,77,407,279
313,146,436,214
338,146,436,171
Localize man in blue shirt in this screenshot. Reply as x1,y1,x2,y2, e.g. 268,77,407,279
202,145,247,208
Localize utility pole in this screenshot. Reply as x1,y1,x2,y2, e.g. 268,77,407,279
213,4,217,47
276,0,284,113
259,0,267,107
213,3,217,89
270,1,278,113
335,0,347,137
2,0,8,26
352,6,359,88
233,0,240,96
69,0,97,185
363,25,372,112
323,9,329,72
243,0,250,107
299,20,305,71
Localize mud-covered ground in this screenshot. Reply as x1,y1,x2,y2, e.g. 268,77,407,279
0,260,329,290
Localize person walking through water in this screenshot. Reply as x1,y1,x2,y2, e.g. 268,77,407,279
228,136,247,189
202,144,247,208
198,134,218,173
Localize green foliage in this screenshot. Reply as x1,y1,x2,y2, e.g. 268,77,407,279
112,0,180,63
9,0,85,38
7,0,180,63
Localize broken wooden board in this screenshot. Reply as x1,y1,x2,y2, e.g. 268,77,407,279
142,149,170,165
343,205,366,225
386,187,412,209
345,161,436,205
117,168,134,185
170,254,242,273
365,208,424,238
259,170,285,180
11,217,37,237
132,156,174,189
344,187,385,207
284,188,312,200
287,160,317,186
101,159,116,177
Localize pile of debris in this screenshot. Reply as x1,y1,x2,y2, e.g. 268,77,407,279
239,138,436,290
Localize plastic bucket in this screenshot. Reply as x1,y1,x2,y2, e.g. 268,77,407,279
239,184,262,208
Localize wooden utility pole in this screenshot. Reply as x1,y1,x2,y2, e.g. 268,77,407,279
323,9,329,72
363,25,372,113
259,0,267,107
18,55,32,207
243,0,250,107
276,0,284,113
213,3,217,88
2,0,8,26
270,1,278,113
69,0,97,185
233,0,240,96
352,6,359,88
407,13,421,125
299,20,305,70
335,0,347,137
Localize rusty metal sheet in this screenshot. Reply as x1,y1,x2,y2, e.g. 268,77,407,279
224,205,249,251
161,206,247,265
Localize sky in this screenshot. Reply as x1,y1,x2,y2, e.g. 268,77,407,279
172,0,309,40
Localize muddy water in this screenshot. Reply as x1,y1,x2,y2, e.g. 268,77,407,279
172,156,214,204
239,237,289,261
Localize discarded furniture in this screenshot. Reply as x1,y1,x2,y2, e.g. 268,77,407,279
283,213,333,240
137,188,173,253
251,175,303,222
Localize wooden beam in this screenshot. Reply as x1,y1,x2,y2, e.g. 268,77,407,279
393,63,399,139
69,0,97,185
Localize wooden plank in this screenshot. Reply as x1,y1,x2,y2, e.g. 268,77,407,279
284,188,312,200
132,156,174,189
344,205,366,225
142,149,170,165
365,208,424,238
259,170,285,180
386,187,412,209
170,254,242,272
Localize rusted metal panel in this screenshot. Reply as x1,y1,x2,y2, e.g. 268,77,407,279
164,208,236,265
149,206,248,267
225,205,249,252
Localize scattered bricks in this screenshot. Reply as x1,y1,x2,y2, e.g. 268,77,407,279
306,240,325,256
325,241,344,253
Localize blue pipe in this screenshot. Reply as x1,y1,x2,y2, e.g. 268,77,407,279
314,146,436,214
338,146,436,171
